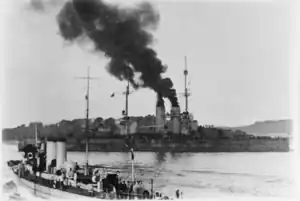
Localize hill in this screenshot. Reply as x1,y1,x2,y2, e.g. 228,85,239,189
228,119,292,137
3,117,292,141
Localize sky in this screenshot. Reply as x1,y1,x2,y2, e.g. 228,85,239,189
1,0,298,128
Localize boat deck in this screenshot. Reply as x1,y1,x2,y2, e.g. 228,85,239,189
10,162,169,200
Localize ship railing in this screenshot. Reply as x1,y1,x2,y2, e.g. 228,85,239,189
16,170,173,200
14,165,173,200
59,179,171,200
117,191,171,200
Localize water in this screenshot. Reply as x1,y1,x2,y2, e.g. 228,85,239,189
2,143,299,200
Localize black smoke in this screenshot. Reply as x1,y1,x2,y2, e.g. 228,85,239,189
156,92,165,108
56,0,179,107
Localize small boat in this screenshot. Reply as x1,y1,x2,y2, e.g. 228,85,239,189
7,140,177,200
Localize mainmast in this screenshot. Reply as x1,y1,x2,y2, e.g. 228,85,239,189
85,67,90,176
76,67,100,176
125,80,130,117
184,56,190,112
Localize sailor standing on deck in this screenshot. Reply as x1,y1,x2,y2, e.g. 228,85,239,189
92,169,102,192
96,171,101,192
66,168,74,186
175,189,183,199
176,190,180,199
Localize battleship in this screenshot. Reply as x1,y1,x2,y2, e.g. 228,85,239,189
12,56,290,153
65,57,290,153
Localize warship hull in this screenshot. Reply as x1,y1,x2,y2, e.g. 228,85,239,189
66,138,289,152
18,134,290,153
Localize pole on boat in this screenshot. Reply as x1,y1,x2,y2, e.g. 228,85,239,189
130,148,134,182
34,124,40,171
35,124,38,147
75,66,100,176
150,179,154,198
34,124,38,196
125,80,129,118
85,67,90,176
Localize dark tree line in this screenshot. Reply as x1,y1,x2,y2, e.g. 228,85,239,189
2,115,264,142
2,116,157,141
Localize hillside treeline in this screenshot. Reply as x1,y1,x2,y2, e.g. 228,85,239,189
2,115,253,141
2,115,159,141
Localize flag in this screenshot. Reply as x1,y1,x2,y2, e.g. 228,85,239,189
130,148,134,160
110,93,115,97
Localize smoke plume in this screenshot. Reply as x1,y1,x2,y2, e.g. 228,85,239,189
156,92,165,108
56,0,179,107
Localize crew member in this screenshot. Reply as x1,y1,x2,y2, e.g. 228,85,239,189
96,171,101,192
57,171,65,190
176,189,180,199
66,168,74,186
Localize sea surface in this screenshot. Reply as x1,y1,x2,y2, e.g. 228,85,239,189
1,142,299,201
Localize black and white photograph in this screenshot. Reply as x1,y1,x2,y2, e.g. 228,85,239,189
1,0,299,200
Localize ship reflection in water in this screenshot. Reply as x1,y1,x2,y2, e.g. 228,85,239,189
155,152,167,165
154,152,191,165
2,143,298,200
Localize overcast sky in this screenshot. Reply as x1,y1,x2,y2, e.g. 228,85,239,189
2,0,298,128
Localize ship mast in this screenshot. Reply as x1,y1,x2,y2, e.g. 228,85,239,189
35,124,38,147
124,81,135,181
184,56,190,112
76,67,100,176
125,80,129,118
125,80,130,134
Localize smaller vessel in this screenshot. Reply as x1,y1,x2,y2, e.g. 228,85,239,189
7,125,179,200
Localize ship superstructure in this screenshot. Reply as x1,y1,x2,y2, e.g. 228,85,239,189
116,56,199,135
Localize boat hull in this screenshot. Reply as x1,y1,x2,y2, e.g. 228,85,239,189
10,166,97,200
